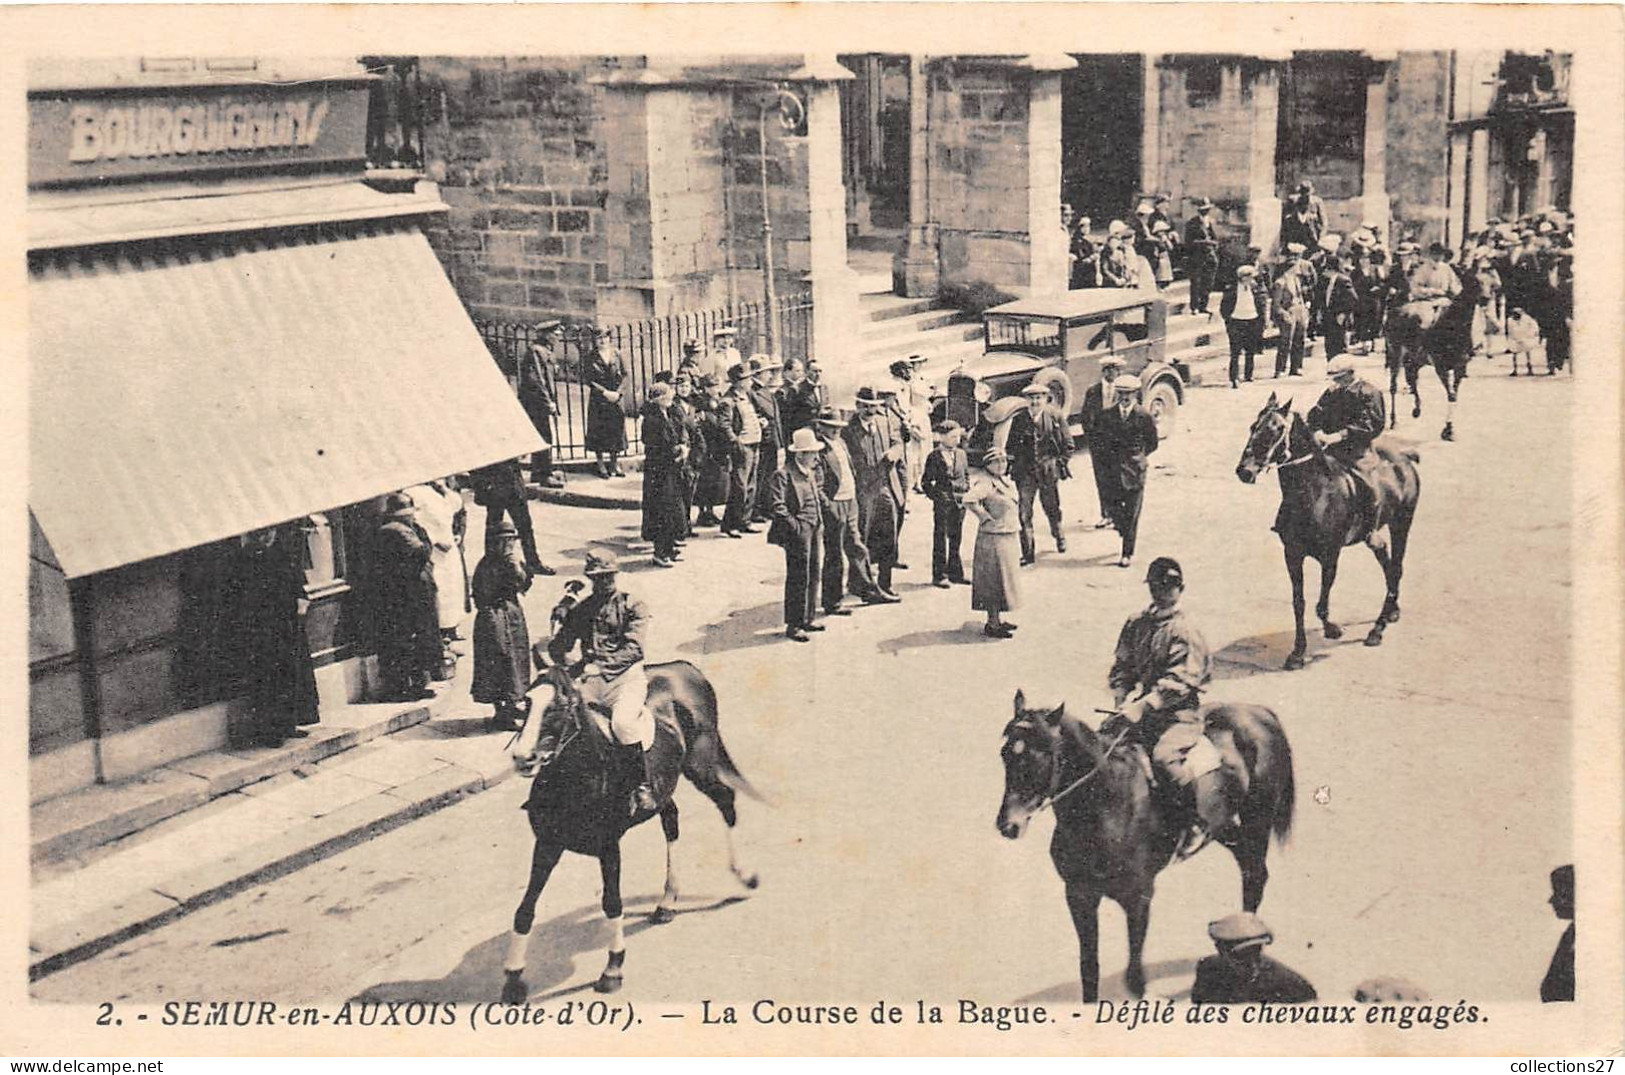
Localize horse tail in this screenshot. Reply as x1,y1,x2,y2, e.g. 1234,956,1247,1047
650,660,768,805
1267,724,1296,846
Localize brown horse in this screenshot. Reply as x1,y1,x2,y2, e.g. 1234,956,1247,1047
1236,395,1421,669
997,692,1295,1002
1384,268,1485,441
501,659,760,1002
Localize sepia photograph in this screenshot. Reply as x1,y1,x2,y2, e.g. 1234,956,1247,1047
5,2,1622,1059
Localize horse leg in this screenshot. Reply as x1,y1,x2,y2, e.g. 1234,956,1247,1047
1315,548,1343,640
1065,881,1104,1003
594,843,628,994
1384,507,1415,625
1407,359,1423,419
1234,825,1271,913
503,836,565,1004
689,769,761,890
1387,357,1399,430
1365,527,1396,646
1122,894,1152,999
650,803,681,925
1284,548,1308,670
1441,368,1458,441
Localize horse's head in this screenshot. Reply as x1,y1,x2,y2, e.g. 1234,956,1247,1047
511,665,583,778
997,690,1068,840
1235,393,1300,484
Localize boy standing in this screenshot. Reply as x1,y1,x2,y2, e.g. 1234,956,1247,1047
921,421,972,588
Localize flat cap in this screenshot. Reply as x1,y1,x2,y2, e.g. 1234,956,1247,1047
1145,555,1183,586
813,406,847,426
1100,355,1127,368
583,550,620,575
1328,354,1359,376
1115,373,1142,392
711,325,738,338
1285,242,1307,255
1208,912,1272,947
1021,382,1050,397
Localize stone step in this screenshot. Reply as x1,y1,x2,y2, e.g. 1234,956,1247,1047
859,319,983,361
855,270,893,296
859,307,975,342
858,292,941,323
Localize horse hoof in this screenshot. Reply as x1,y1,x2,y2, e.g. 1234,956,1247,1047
1284,653,1306,671
595,973,624,994
500,973,528,1006
1364,631,1384,647
1323,622,1343,640
1441,426,1455,442
1386,607,1402,624
1411,405,1421,419
649,906,676,925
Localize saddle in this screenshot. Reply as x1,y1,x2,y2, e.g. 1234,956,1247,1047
550,692,685,813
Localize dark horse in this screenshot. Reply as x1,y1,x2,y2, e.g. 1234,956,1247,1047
997,692,1295,1002
1384,266,1486,441
501,659,760,1002
1236,395,1421,669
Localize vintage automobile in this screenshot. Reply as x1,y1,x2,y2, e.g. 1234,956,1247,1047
934,290,1189,453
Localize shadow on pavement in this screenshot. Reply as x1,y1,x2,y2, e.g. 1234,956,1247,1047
677,600,792,657
1014,957,1197,1005
351,893,749,1004
1212,630,1345,679
877,624,993,655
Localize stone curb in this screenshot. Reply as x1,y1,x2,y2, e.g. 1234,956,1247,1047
527,483,641,510
29,753,519,981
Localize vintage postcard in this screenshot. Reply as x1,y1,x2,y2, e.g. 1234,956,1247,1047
2,2,1621,1059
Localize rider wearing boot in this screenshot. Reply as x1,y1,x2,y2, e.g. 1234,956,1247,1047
1407,241,1463,308
1103,557,1228,858
546,550,660,814
1303,355,1388,536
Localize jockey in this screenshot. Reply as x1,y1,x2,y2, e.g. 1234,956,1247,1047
1407,241,1462,309
547,550,659,813
1306,355,1389,533
1102,557,1231,858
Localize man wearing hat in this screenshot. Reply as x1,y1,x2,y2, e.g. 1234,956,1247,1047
1273,244,1312,377
1149,194,1179,245
1408,241,1463,310
1191,912,1318,1004
677,337,709,381
1079,358,1126,528
1281,179,1327,252
777,357,824,437
711,325,742,373
1106,556,1231,858
1008,382,1073,564
520,321,566,489
1093,374,1160,567
767,428,833,642
749,355,787,525
692,373,731,528
1069,213,1099,289
1100,222,1133,288
374,491,442,702
814,406,890,611
1317,253,1359,362
469,456,554,578
670,370,706,535
546,550,660,814
874,382,916,564
1297,354,1388,535
920,420,971,587
639,380,687,567
1184,198,1221,316
1220,263,1270,387
844,387,907,600
721,362,765,537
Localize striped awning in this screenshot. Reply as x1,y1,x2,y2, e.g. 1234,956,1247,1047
29,218,542,578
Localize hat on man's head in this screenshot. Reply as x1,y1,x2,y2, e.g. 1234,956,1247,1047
385,491,415,515
787,428,823,453
907,353,929,366
1108,220,1130,237
854,385,883,407
934,419,962,437
1396,241,1420,255
814,406,847,427
1328,355,1359,377
712,325,738,339
1297,179,1315,193
727,362,750,382
535,319,562,334
1427,241,1452,257
1115,373,1142,393
1237,264,1258,278
1195,197,1215,211
889,358,914,379
583,550,620,576
1136,201,1153,216
1100,355,1127,369
1021,382,1049,398
681,338,703,354
1318,233,1343,253
648,382,675,402
491,518,518,539
752,353,783,371
652,369,675,385
1551,864,1574,897
1208,912,1272,950
698,372,723,389
1145,556,1184,586
1285,242,1307,256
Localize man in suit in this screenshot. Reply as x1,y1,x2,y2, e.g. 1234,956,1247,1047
920,420,971,588
844,386,908,599
671,370,706,537
721,362,764,537
1094,374,1160,568
749,355,786,525
1273,244,1312,377
1220,263,1270,387
767,428,831,642
777,357,824,437
1079,357,1126,529
519,320,565,489
814,407,893,611
1184,197,1221,316
1007,382,1073,565
1319,255,1360,361
469,458,553,577
1191,913,1318,1004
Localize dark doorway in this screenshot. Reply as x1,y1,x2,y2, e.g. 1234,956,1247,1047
838,53,911,233
1062,54,1144,227
1275,51,1366,199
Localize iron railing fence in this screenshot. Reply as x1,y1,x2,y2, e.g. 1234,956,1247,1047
477,291,814,461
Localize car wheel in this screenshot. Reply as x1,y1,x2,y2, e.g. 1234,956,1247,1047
1144,380,1180,441
1031,367,1075,416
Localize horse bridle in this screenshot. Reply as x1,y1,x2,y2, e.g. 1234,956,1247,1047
1254,414,1315,473
1025,723,1132,814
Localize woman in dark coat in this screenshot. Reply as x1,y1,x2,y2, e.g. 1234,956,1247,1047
640,381,688,567
694,373,733,526
583,327,629,478
233,523,319,746
471,520,533,732
374,492,442,701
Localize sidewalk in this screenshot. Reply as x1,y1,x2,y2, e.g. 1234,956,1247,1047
28,658,528,981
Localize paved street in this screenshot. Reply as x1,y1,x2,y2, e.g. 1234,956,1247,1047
35,358,1573,1011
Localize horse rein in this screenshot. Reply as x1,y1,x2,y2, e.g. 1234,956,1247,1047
1256,417,1315,472
1033,725,1132,814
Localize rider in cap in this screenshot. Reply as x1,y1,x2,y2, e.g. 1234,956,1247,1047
546,550,660,814
1191,912,1319,1004
1100,556,1230,859
1293,355,1389,537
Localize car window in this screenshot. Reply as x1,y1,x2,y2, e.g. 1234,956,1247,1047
987,315,1061,353
1113,306,1150,346
1075,316,1114,352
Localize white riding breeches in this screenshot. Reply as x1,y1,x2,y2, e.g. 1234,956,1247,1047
580,665,654,749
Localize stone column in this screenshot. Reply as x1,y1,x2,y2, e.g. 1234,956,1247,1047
1140,54,1161,198
895,54,940,297
1360,52,1396,233
1466,127,1491,236
789,56,863,374
1024,57,1072,295
1246,58,1285,253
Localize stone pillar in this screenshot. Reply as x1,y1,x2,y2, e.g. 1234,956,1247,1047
1024,58,1071,295
1246,59,1284,253
1467,127,1491,236
1445,129,1469,249
1140,54,1161,198
1360,53,1396,233
790,57,863,374
895,54,940,297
